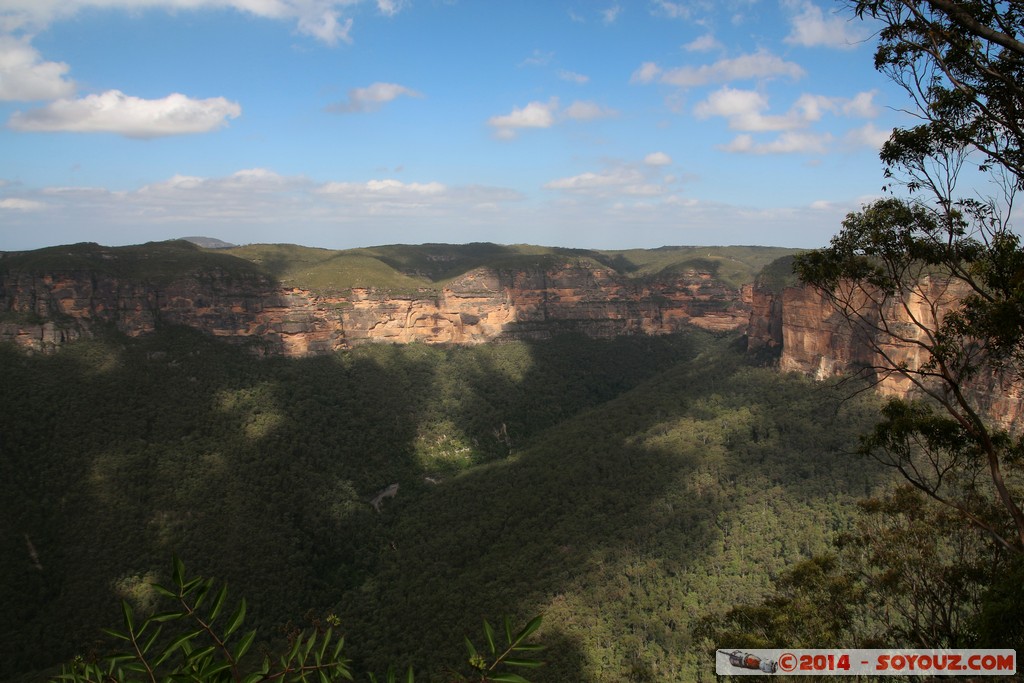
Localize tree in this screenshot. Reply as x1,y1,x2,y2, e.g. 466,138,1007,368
794,0,1024,553
55,558,545,683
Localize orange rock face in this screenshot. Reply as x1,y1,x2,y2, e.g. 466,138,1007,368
760,278,1023,426
0,262,750,355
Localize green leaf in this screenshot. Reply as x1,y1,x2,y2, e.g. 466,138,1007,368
486,674,532,683
225,598,247,637
503,616,513,645
100,627,130,642
502,659,543,669
405,665,414,683
513,616,542,644
120,600,135,634
172,556,186,588
482,620,496,655
209,582,229,623
317,626,332,662
234,629,257,661
463,636,478,659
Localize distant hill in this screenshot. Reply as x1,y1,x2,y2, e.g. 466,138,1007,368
180,236,237,249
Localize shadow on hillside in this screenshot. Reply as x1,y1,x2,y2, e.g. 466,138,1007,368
0,326,884,682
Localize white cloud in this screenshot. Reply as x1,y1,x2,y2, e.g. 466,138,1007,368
602,5,622,24
695,87,882,132
842,90,879,117
7,90,241,137
488,99,559,139
488,98,617,138
644,151,672,166
0,0,403,45
844,122,892,149
319,178,447,197
0,34,75,101
638,50,805,88
520,49,554,67
721,131,832,154
651,0,693,19
0,197,46,210
630,62,662,84
562,100,617,121
545,168,660,196
326,82,423,113
683,34,722,52
558,69,590,84
376,0,404,17
784,0,868,49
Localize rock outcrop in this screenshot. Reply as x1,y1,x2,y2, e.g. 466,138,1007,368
748,276,1023,424
0,257,750,356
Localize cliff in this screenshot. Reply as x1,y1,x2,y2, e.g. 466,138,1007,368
748,274,1024,424
0,243,753,356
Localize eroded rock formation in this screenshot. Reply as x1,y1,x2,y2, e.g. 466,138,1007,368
0,259,750,355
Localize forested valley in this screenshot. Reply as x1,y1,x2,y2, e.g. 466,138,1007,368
1,322,895,681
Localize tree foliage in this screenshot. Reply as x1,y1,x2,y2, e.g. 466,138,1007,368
796,0,1024,553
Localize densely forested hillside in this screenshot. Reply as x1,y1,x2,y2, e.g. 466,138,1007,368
0,323,884,681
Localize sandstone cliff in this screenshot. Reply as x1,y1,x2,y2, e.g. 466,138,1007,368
0,244,751,356
747,275,1023,424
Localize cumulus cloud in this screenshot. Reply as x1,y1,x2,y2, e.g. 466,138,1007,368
0,197,46,210
844,122,892,149
544,155,680,199
8,90,241,137
630,62,662,84
721,131,833,154
651,0,692,19
488,99,558,139
694,87,881,132
0,34,75,101
562,100,617,121
558,69,589,84
633,50,805,88
326,82,423,113
644,151,672,166
683,34,722,52
602,5,622,24
0,0,404,45
488,98,618,138
784,0,869,49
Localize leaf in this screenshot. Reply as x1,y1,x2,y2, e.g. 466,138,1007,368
503,616,513,645
120,600,135,634
172,556,186,588
482,620,496,656
209,582,229,623
512,615,542,644
463,636,478,659
234,629,257,661
100,627,130,642
486,674,532,683
405,665,414,683
502,659,543,669
317,626,333,663
225,598,247,637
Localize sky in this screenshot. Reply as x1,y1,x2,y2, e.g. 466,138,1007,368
0,0,915,251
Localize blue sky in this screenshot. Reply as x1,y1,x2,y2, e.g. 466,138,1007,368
1,0,911,251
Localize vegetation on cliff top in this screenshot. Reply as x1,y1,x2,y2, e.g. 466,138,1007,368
1,240,801,296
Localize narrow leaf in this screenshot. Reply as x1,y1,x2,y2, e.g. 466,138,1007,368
120,600,135,634
503,658,543,668
513,615,543,643
483,620,496,656
463,636,478,659
486,674,532,683
234,629,257,661
225,598,247,637
209,583,229,623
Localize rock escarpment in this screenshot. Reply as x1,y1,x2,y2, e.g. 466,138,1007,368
0,250,750,356
747,276,1023,424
